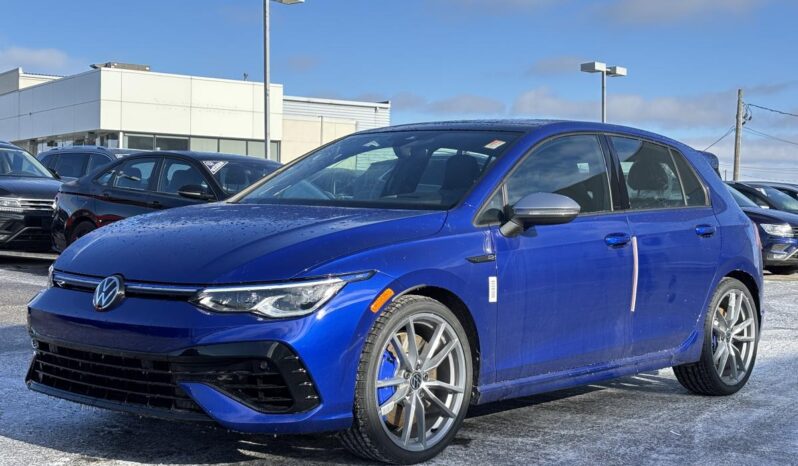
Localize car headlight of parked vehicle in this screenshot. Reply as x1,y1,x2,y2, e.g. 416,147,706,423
761,223,794,238
0,196,23,213
190,272,373,318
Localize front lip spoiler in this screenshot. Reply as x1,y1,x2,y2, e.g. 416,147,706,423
26,381,214,423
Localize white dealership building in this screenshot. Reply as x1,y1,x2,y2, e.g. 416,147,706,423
0,64,391,163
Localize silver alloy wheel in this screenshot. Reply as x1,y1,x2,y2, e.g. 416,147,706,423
374,313,467,452
712,289,757,385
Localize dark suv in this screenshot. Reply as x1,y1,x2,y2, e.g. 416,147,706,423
0,141,61,251
52,151,280,251
37,146,140,181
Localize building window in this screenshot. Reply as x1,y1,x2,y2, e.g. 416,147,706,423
270,141,281,161
190,137,218,152
247,141,265,157
125,134,155,150
155,135,189,151
219,139,247,155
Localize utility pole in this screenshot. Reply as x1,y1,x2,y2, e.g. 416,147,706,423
733,89,744,181
263,0,271,161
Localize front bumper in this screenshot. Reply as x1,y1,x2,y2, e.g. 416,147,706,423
763,237,798,267
26,272,392,434
0,210,53,251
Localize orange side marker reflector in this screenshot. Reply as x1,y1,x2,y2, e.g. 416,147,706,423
370,288,395,313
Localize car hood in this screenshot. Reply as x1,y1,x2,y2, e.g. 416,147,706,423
56,203,447,284
0,177,61,198
742,206,798,225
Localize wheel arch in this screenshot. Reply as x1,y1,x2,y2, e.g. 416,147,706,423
396,285,481,401
725,270,762,327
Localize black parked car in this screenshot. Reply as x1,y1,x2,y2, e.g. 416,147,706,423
37,146,140,180
726,181,798,214
52,151,280,252
727,185,798,274
743,181,798,202
0,141,62,252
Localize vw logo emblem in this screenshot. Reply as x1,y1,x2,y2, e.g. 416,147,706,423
93,275,125,311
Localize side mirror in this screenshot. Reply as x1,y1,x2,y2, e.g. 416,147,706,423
500,192,581,237
177,185,215,201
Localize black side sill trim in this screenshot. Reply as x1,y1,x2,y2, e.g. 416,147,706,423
466,254,496,264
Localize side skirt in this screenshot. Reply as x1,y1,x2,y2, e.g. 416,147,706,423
474,332,700,405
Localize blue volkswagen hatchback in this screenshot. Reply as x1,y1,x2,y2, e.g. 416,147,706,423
27,121,762,463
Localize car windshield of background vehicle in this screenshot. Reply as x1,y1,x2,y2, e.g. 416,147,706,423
208,161,278,195
727,185,759,208
238,130,521,209
0,148,53,178
755,185,798,212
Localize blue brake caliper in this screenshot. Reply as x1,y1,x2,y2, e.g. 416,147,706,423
377,349,399,411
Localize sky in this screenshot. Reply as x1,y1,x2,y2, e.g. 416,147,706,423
2,0,798,182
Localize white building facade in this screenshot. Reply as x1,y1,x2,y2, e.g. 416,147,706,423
0,66,390,163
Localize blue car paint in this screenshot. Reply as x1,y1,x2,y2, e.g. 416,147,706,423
27,120,763,434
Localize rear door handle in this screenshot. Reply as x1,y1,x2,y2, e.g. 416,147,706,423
695,224,716,237
150,201,162,209
605,232,632,247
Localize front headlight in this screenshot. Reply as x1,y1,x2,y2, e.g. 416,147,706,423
190,272,372,318
0,196,23,213
761,223,794,238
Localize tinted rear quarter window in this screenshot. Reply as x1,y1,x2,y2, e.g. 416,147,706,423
670,149,708,206
55,153,90,178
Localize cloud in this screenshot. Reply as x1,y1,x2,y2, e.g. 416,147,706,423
510,86,798,129
284,55,320,73
686,132,798,183
0,46,81,74
604,0,766,24
525,56,586,76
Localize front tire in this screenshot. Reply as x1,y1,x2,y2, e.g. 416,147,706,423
69,221,96,245
340,295,472,464
673,277,759,396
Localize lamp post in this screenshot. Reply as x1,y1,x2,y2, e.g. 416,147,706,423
580,61,627,123
264,0,304,161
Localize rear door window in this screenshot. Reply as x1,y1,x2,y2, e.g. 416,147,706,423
611,136,686,210
157,159,210,195
113,158,158,191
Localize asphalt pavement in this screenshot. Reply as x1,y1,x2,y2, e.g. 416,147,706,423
1,255,796,465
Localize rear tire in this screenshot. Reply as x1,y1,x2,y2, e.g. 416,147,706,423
673,277,759,396
340,295,472,464
69,221,96,245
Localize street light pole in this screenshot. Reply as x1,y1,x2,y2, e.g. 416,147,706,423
264,0,304,162
581,61,627,123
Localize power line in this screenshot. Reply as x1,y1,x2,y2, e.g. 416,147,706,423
743,126,798,147
746,103,798,119
702,125,735,151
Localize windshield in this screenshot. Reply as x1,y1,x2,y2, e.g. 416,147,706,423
727,185,758,208
205,160,279,195
238,130,521,209
754,185,798,211
0,147,52,178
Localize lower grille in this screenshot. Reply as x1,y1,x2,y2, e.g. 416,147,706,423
27,339,320,418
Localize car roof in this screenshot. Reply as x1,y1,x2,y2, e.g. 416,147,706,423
355,119,691,150
744,181,798,189
120,150,281,165
37,146,141,156
0,140,24,151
